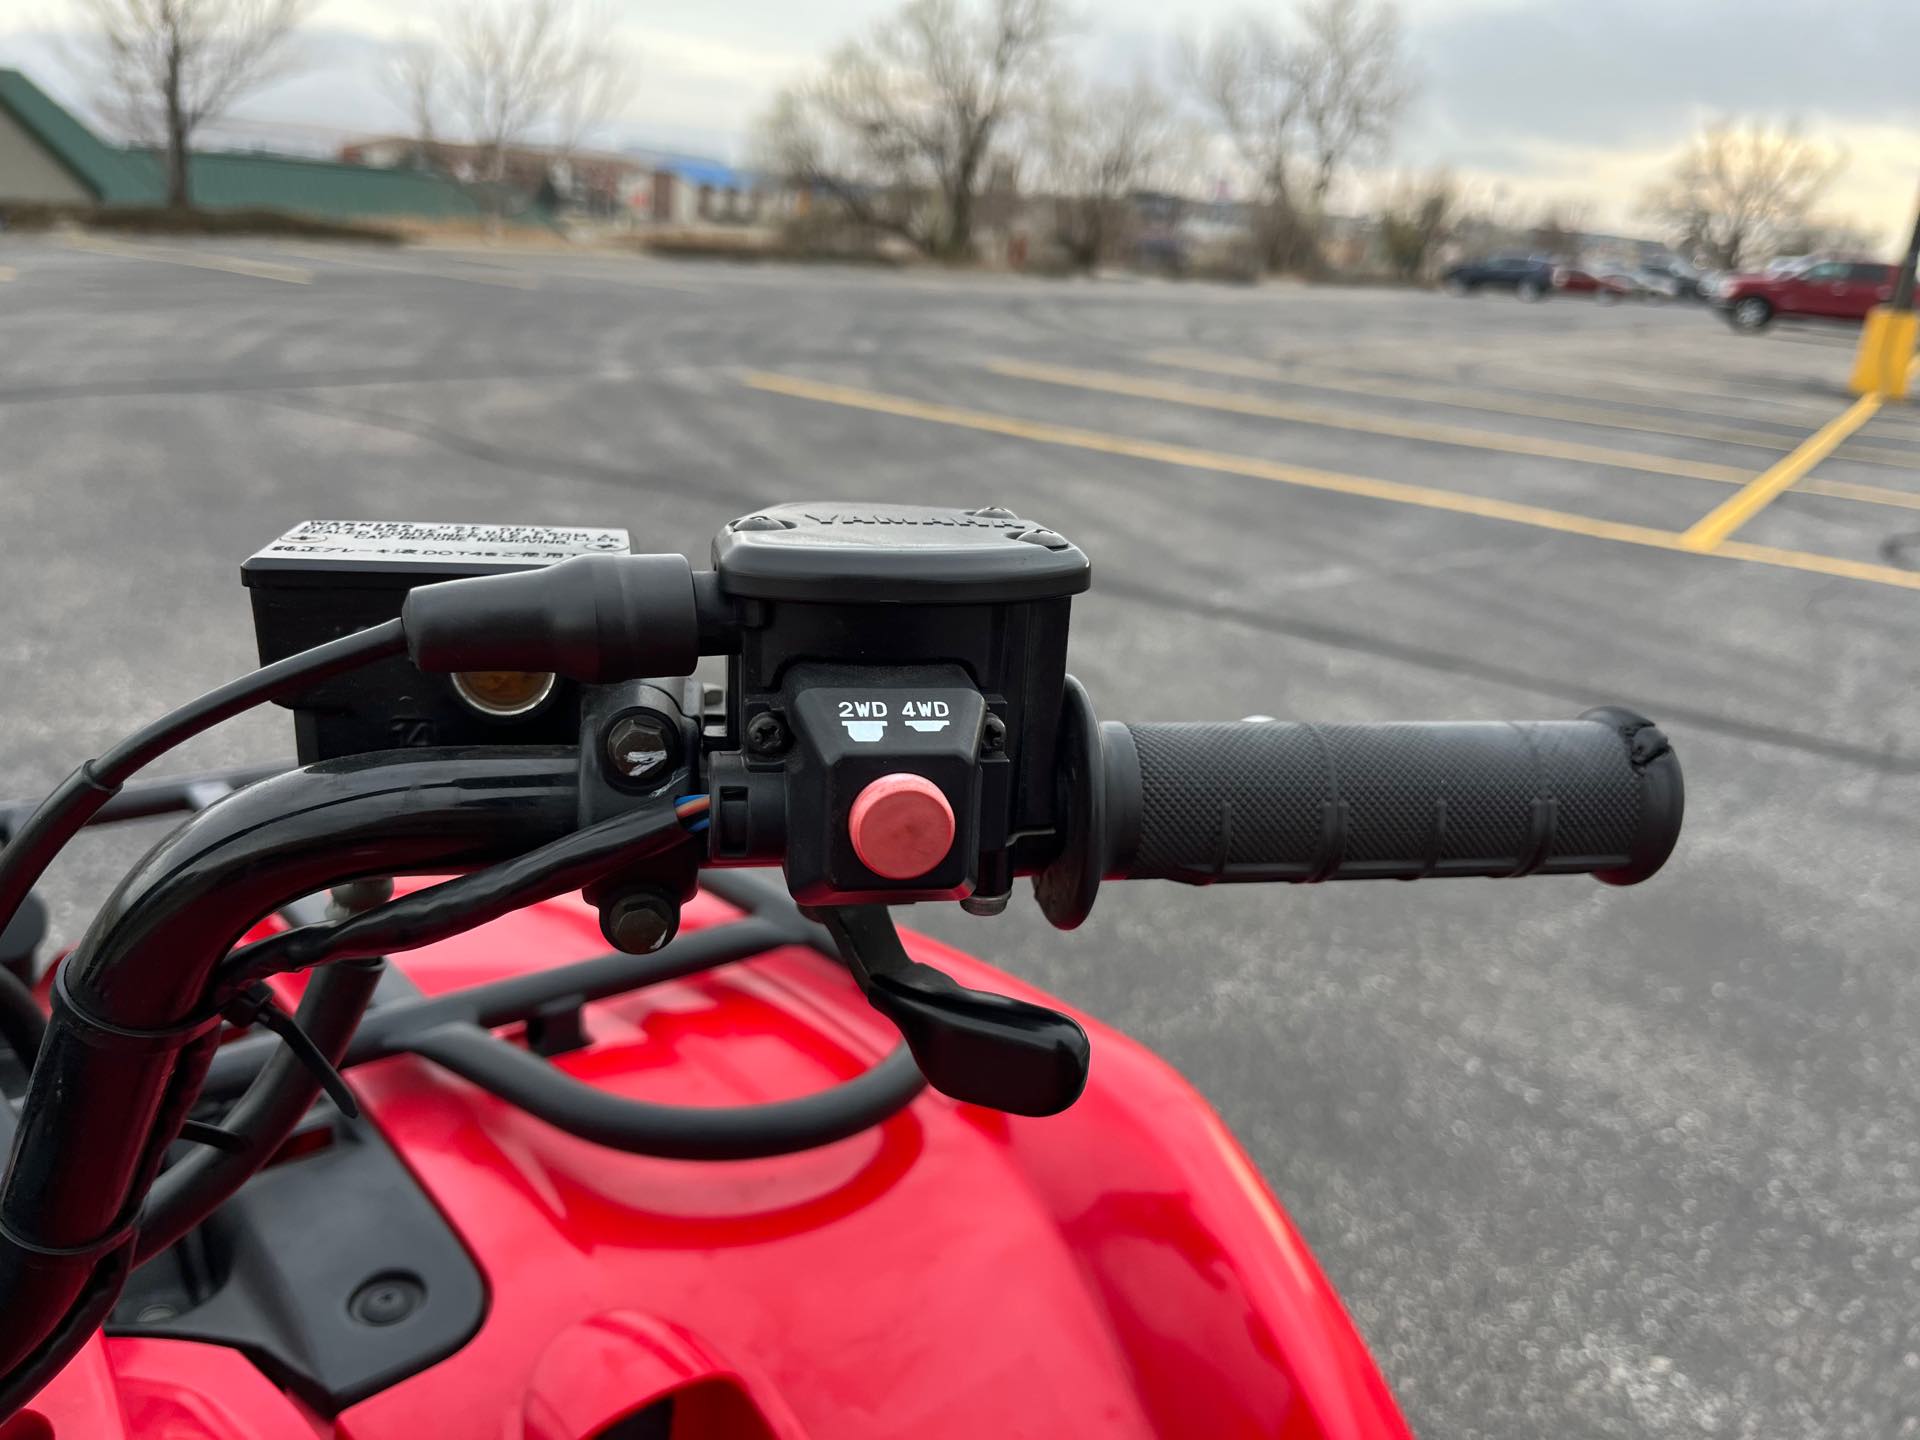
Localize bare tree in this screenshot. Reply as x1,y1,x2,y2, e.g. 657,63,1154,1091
1037,73,1179,270
554,43,631,161
385,36,441,163
82,0,313,209
757,0,1065,260
1527,199,1592,261
753,89,909,251
1376,170,1454,281
1189,0,1409,274
441,0,633,183
1772,214,1883,261
1294,0,1409,216
1641,121,1845,270
1187,15,1301,270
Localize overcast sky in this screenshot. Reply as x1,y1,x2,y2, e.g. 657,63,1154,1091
4,0,1916,245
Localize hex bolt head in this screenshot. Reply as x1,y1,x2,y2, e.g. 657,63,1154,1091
601,893,678,954
745,712,789,756
981,714,1008,752
604,712,674,786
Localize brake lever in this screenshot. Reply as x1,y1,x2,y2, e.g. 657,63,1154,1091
818,906,1089,1117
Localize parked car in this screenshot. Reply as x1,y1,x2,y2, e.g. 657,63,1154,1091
1594,269,1659,301
1631,268,1684,301
1763,253,1817,278
1552,265,1633,302
1442,255,1555,300
1639,257,1703,299
1716,259,1904,332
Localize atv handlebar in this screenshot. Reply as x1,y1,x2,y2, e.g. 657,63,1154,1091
0,508,1690,1418
1104,707,1681,887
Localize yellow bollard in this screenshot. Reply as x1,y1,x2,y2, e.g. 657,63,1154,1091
1850,305,1919,400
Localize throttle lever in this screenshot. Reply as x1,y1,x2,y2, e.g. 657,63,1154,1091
819,906,1089,1117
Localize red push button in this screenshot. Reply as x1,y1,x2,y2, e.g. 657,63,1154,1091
849,773,955,880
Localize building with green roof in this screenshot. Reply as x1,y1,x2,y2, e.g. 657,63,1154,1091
0,69,157,205
0,68,484,221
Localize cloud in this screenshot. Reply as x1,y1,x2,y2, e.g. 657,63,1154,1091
1403,0,1920,149
4,0,1914,242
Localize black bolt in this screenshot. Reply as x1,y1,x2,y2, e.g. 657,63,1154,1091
349,1273,425,1327
601,892,678,954
605,712,674,786
981,714,1008,752
745,712,789,756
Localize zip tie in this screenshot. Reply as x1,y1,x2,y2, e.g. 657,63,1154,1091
222,984,360,1121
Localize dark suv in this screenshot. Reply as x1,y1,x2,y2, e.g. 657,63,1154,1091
1442,255,1555,300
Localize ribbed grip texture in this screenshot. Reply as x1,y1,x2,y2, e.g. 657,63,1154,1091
1118,718,1667,884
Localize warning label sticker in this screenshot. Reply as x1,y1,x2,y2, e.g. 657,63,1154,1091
249,521,632,571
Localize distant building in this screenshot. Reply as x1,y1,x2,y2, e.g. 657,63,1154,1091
0,69,157,205
624,152,766,227
340,137,640,219
341,136,771,228
0,68,484,222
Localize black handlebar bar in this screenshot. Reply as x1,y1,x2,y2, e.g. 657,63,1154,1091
1104,706,1681,887
0,514,1691,1421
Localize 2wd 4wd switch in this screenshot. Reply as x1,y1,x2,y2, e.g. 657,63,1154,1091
850,774,955,880
770,667,989,904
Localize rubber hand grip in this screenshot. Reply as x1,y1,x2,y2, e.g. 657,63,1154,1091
1104,708,1680,886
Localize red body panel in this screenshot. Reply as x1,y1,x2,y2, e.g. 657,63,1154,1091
15,888,1409,1440
1724,262,1896,320
1551,267,1629,297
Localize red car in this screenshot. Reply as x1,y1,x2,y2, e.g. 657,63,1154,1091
1552,266,1634,302
1717,259,1902,331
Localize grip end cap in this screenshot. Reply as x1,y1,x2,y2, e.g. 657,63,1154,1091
1581,706,1684,886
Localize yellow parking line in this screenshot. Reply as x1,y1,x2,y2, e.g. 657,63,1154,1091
1800,475,1920,510
988,358,1758,485
62,234,311,284
741,371,1920,593
1142,347,1840,459
1680,395,1884,550
1375,341,1920,438
1138,348,1920,512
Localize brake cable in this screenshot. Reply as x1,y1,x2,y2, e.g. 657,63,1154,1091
218,795,709,989
0,620,407,949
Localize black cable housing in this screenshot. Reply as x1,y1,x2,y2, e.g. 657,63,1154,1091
218,796,693,988
135,959,385,1264
409,1024,924,1162
0,620,406,950
0,966,46,1068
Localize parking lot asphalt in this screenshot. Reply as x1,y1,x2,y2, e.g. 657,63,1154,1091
3,235,1919,1439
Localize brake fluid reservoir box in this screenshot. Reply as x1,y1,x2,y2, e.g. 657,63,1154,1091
242,521,632,763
